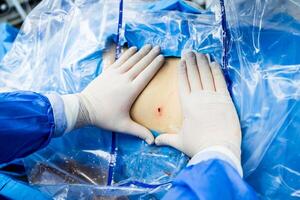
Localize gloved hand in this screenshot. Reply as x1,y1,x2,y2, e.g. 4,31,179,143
62,45,164,144
155,51,241,161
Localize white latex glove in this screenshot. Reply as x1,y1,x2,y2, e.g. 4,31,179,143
155,51,241,161
62,45,164,144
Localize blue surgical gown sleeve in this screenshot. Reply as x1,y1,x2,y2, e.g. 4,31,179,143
0,91,59,164
163,159,258,200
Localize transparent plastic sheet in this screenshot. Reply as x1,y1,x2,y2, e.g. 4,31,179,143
0,0,222,199
223,0,300,199
0,24,18,62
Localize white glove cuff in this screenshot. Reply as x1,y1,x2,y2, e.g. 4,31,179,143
45,93,67,137
61,94,80,133
188,145,243,177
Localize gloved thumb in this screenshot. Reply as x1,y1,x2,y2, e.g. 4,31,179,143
155,134,182,151
124,120,154,145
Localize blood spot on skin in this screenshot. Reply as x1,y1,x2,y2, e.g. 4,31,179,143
156,107,163,117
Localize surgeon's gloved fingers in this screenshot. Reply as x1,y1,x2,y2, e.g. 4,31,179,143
155,134,183,151
126,46,161,80
133,55,164,91
123,120,154,144
111,46,137,68
184,51,202,91
196,53,215,91
210,62,228,93
118,45,152,73
178,60,190,97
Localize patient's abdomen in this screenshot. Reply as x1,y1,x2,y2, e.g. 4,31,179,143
130,58,182,134
103,46,182,134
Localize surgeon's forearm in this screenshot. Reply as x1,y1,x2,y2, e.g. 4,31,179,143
163,159,258,200
188,145,243,177
0,91,56,164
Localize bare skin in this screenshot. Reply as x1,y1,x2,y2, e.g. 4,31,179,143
103,45,182,134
